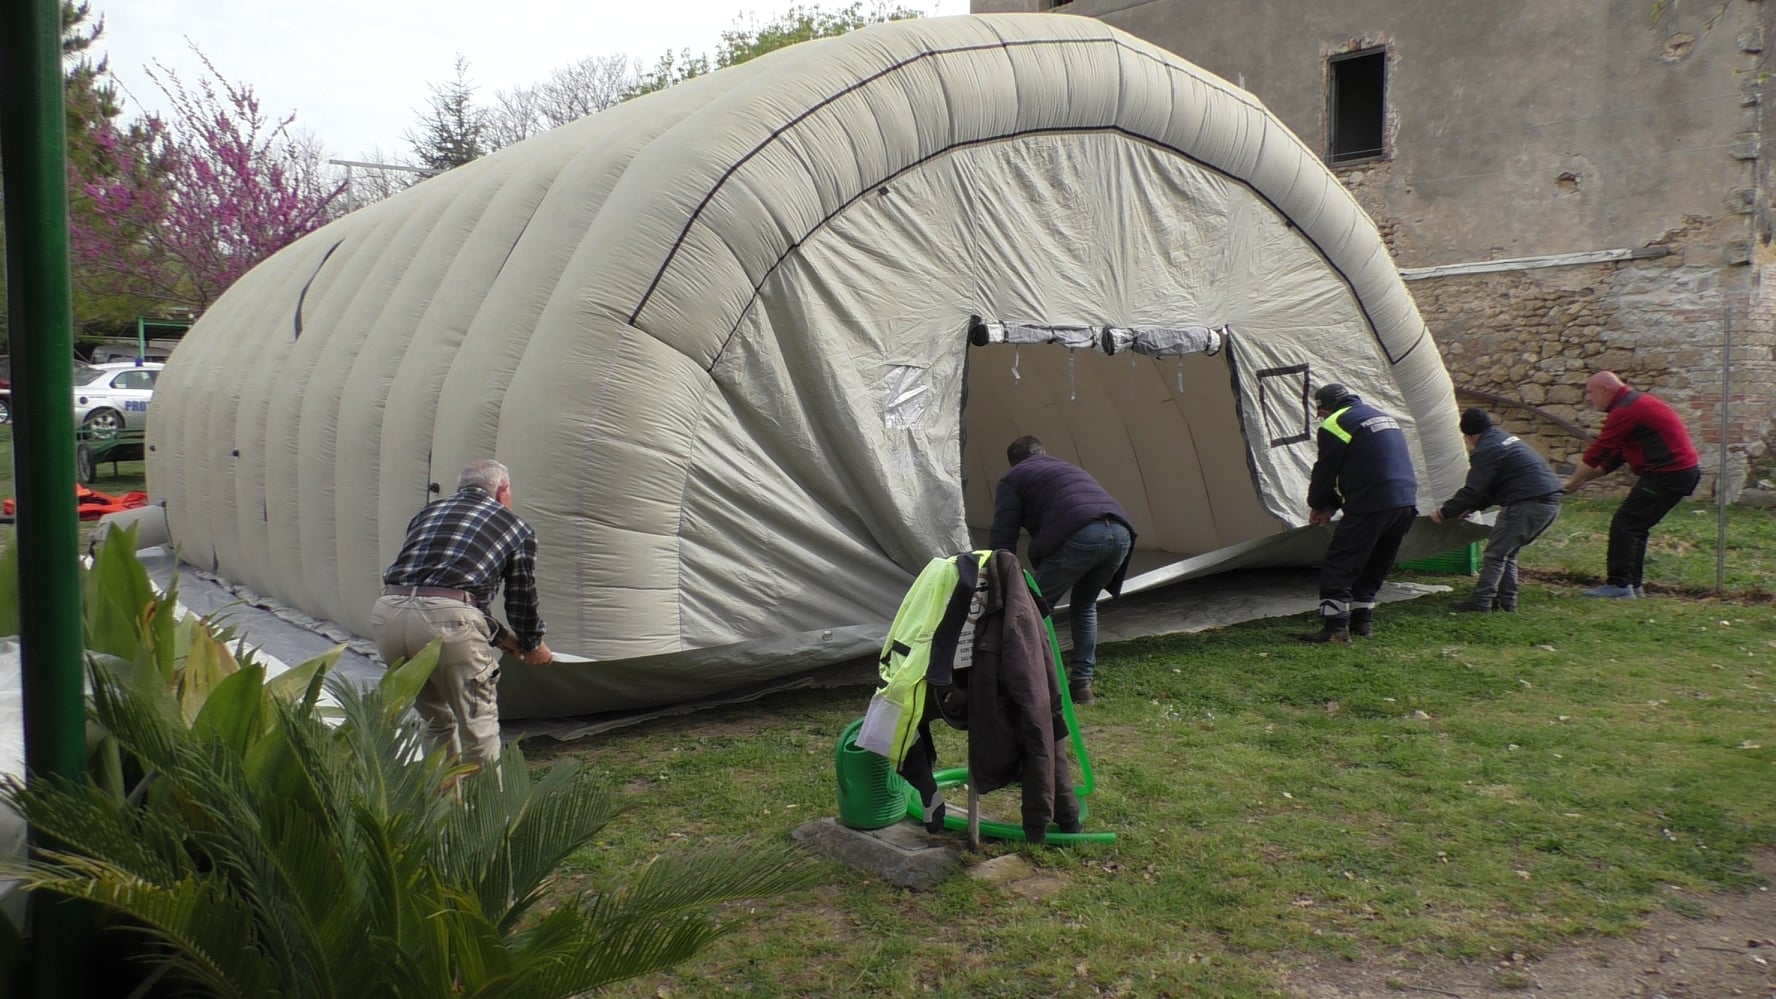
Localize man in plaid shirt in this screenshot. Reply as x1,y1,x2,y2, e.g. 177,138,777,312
373,459,553,769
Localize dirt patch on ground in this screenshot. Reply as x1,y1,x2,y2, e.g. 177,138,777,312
1526,568,1776,605
1277,849,1776,998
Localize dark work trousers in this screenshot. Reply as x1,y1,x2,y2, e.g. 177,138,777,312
898,722,946,832
1319,506,1417,623
1474,496,1562,608
1607,467,1701,587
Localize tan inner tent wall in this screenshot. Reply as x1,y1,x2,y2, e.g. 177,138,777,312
961,345,1279,575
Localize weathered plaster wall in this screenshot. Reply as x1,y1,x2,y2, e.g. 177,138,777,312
1023,0,1761,266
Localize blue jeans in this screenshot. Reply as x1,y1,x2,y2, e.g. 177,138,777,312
1033,519,1132,682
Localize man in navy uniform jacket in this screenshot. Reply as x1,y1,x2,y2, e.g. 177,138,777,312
1304,383,1419,643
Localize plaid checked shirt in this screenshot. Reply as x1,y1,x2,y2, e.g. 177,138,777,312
382,486,546,651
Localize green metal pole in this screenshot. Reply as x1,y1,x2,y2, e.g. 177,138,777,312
1,0,95,993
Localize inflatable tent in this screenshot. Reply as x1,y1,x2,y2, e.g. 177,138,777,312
147,14,1468,718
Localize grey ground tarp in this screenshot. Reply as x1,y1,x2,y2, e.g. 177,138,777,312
146,14,1468,718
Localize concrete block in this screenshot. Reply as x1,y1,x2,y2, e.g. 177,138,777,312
792,817,962,890
1738,488,1776,509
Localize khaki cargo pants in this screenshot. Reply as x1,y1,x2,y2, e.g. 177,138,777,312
370,594,502,767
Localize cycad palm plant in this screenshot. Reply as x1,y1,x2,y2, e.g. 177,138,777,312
1,533,817,996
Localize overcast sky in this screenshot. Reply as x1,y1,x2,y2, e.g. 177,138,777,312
91,1,973,162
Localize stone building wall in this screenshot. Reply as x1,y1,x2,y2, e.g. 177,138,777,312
1333,159,1776,501
1402,232,1776,501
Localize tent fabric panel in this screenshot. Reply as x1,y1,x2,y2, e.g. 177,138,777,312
706,245,973,567
294,173,508,626
674,411,914,651
341,168,568,634
506,332,707,655
258,197,457,613
149,225,342,584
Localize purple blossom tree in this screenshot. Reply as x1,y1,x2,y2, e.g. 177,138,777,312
71,46,346,312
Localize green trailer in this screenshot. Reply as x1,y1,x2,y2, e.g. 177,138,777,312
74,424,144,484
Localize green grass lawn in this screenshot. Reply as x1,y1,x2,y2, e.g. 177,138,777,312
525,499,1776,998
6,419,1774,995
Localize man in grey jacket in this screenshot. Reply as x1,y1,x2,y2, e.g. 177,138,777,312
1429,408,1564,612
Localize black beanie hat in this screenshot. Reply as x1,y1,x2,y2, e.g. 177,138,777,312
1313,383,1350,409
1459,407,1491,435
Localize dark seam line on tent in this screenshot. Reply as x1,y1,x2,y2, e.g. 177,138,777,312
628,33,1166,326
1393,332,1427,364
705,123,1395,372
956,340,972,495
494,211,539,278
293,238,346,340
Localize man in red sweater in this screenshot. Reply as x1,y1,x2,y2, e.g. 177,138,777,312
1562,371,1700,598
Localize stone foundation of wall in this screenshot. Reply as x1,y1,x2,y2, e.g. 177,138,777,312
1403,227,1774,501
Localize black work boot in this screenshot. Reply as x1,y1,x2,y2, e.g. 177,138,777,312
1300,620,1351,644
1449,595,1494,613
1494,595,1517,612
1068,674,1095,705
1349,608,1373,637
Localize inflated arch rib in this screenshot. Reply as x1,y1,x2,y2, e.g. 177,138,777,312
148,14,1465,717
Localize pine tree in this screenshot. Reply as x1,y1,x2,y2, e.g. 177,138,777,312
408,56,489,176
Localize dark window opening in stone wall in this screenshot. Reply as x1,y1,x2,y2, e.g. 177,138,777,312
1329,48,1386,164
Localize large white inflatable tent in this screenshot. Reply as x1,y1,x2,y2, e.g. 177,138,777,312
147,14,1469,718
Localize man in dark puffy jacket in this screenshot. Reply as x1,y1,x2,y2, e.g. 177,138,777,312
1430,408,1564,612
987,436,1136,705
1304,383,1418,643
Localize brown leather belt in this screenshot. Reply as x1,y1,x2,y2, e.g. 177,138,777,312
383,584,475,605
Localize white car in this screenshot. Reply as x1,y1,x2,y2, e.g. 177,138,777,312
74,360,164,436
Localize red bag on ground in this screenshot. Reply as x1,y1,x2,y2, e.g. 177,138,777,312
4,484,149,521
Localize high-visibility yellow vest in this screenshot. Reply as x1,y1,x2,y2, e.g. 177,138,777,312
858,551,992,765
